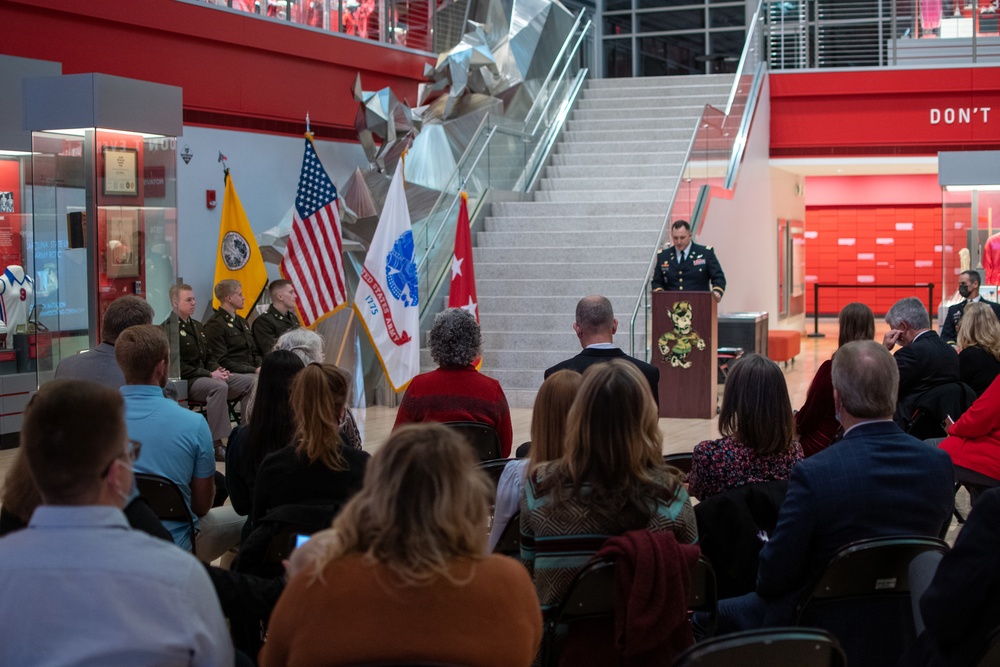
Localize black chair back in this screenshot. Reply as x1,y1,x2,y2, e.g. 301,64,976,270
479,458,510,492
907,381,977,440
134,472,196,555
492,510,521,558
664,452,693,482
689,556,719,637
674,628,846,667
796,536,950,667
444,421,501,461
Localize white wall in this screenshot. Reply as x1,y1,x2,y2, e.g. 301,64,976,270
698,76,807,330
175,126,367,307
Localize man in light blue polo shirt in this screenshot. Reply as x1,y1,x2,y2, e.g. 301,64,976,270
116,324,244,561
0,379,233,666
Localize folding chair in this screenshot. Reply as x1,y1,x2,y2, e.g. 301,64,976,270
664,452,693,482
444,421,501,460
674,628,846,667
492,510,521,558
905,381,976,441
134,472,196,556
542,559,615,666
795,535,950,667
479,458,510,492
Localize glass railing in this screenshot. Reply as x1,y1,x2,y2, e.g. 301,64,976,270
413,12,593,321
765,0,1000,69
628,0,767,361
194,0,440,52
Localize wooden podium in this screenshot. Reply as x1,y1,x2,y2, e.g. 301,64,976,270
652,291,718,419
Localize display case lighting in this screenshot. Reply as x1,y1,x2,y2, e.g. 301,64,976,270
0,150,32,157
42,128,165,139
944,184,1000,192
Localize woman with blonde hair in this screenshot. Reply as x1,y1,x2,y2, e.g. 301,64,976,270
688,354,802,500
520,359,697,612
261,423,543,667
251,363,368,528
488,369,582,551
957,301,1000,396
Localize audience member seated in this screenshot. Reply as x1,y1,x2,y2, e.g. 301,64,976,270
883,297,959,427
938,373,1000,493
488,369,582,551
117,325,245,562
956,301,1000,397
688,354,802,500
940,269,1000,345
544,295,660,404
710,341,954,633
251,363,368,529
0,380,233,666
795,302,875,456
54,294,153,388
520,360,697,615
903,487,1000,667
0,444,172,543
226,350,304,520
163,283,254,458
394,308,513,457
251,279,300,356
260,423,543,667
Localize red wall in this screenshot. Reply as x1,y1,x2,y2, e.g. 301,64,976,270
0,0,434,139
771,68,1000,155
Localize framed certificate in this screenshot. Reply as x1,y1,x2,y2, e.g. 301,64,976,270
102,147,139,196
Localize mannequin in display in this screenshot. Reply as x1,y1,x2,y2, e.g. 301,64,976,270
0,266,32,332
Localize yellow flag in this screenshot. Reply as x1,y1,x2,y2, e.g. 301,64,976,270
212,171,267,318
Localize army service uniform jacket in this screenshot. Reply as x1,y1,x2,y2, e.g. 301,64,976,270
161,312,219,381
204,308,262,375
651,242,726,298
251,305,300,356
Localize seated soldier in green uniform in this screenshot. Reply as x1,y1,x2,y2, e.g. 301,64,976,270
252,279,300,355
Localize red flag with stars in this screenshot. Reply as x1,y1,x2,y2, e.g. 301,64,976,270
448,192,481,369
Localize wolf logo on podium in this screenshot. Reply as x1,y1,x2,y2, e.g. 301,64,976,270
658,300,705,368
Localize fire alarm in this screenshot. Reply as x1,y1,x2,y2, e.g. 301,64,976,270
206,190,217,209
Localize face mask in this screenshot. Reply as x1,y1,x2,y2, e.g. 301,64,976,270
959,284,971,298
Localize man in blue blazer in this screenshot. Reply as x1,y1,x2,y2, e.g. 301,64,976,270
883,296,959,425
713,340,955,632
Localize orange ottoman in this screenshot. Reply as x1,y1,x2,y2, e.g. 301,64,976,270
768,330,801,367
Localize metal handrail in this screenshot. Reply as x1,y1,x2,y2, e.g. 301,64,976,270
725,0,764,115
529,18,593,136
523,11,587,130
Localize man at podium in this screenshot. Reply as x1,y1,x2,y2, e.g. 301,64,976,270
651,220,726,302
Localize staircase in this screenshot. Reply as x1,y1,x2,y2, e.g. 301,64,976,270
472,74,733,408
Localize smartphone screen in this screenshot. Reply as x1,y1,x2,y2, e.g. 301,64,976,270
294,534,311,549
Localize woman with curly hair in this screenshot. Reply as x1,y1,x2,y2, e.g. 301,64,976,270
393,308,513,456
520,359,697,612
260,423,542,667
957,301,1000,397
688,353,802,500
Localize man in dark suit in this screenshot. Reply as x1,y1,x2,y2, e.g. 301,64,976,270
544,295,660,405
711,340,954,633
883,296,959,425
651,220,726,302
939,270,1000,345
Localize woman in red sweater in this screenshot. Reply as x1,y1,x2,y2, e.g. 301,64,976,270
393,308,513,456
260,423,542,667
939,373,1000,487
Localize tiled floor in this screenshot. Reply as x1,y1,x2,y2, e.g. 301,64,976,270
0,318,969,542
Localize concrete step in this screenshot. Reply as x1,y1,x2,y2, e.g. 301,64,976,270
555,139,689,154
534,190,669,203
586,74,732,89
563,127,697,143
503,388,539,410
476,229,660,248
537,176,673,193
565,118,701,134
570,107,712,122
550,151,687,166
473,245,650,264
580,85,732,100
478,295,640,314
477,277,644,297
481,330,642,351
491,201,667,217
543,164,677,179
477,312,588,332
476,261,648,280
577,96,725,111
484,215,663,232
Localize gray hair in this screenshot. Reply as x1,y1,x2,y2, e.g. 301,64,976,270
275,328,324,365
832,340,898,419
885,297,930,331
429,308,481,368
575,295,615,336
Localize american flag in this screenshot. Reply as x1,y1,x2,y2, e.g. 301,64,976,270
281,137,348,327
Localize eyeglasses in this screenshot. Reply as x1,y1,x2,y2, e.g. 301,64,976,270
101,439,142,479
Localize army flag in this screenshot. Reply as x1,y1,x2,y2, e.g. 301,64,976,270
281,135,348,328
352,164,420,392
448,191,481,369
212,171,267,318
